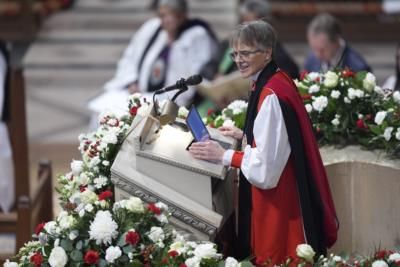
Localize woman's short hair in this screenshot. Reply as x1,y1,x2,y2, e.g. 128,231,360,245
158,0,187,13
230,20,276,54
307,13,341,42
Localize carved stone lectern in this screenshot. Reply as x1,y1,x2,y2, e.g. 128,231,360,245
111,107,236,240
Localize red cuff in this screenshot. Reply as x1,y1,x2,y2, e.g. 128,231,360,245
231,151,244,168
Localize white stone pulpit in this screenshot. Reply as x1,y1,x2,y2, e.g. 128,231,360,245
111,108,236,240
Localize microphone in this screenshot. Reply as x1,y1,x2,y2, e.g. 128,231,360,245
154,74,203,94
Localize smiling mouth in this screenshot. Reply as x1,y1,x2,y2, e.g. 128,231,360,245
238,63,249,73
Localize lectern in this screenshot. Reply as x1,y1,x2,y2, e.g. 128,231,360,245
111,106,236,240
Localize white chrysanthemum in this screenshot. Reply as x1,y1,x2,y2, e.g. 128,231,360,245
363,72,376,92
185,256,201,267
393,91,400,103
222,119,235,127
148,226,165,243
178,106,189,118
383,127,394,141
193,243,219,259
308,84,320,94
323,71,339,88
94,176,108,189
312,96,328,113
225,257,239,267
70,160,83,176
89,210,118,245
105,246,122,263
374,111,387,125
48,246,68,267
330,90,341,99
296,244,315,263
102,127,120,145
371,260,388,267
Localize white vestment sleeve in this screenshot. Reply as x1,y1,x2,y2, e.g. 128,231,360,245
241,94,291,189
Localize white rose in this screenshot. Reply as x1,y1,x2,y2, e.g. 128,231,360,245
307,72,320,81
331,118,340,126
371,260,389,267
393,91,400,103
363,72,376,92
225,257,239,267
148,226,165,242
296,244,315,263
3,260,18,267
193,243,219,259
308,84,320,94
389,253,400,262
223,119,235,127
44,221,58,235
383,127,394,141
80,190,98,204
374,111,387,125
305,104,313,113
48,246,68,267
185,256,201,267
344,97,351,104
105,246,122,263
331,90,341,99
323,71,339,88
396,128,400,141
70,160,83,176
124,197,145,213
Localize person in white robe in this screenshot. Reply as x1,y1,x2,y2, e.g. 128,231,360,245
0,41,15,213
382,44,399,91
88,0,217,122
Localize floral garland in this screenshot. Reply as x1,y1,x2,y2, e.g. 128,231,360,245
4,92,400,267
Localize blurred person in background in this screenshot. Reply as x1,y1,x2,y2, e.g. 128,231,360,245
0,40,14,213
202,0,299,81
305,13,372,73
382,44,400,91
88,0,217,121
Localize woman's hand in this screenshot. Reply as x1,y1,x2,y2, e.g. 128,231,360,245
218,125,243,140
188,140,225,164
128,82,140,94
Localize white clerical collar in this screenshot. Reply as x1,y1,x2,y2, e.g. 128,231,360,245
251,71,261,82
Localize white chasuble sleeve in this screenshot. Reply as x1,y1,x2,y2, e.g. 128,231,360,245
241,94,291,190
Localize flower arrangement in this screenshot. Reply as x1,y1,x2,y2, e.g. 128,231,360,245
4,92,400,267
204,70,400,158
204,100,248,129
296,70,400,157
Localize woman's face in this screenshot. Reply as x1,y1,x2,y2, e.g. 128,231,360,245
231,42,271,78
158,6,185,35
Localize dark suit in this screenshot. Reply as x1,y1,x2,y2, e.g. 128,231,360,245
304,44,372,73
0,41,9,122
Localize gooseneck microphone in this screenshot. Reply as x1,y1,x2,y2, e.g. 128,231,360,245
154,74,203,94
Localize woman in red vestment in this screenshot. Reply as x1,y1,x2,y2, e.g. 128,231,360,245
189,21,338,266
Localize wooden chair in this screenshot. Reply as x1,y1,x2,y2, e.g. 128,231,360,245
0,62,53,261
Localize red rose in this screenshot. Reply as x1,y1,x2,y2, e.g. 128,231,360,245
98,190,113,201
79,185,87,192
315,76,320,82
125,231,140,246
84,250,100,265
365,114,373,121
35,222,46,235
207,108,214,116
356,119,367,129
302,94,312,100
130,106,139,116
147,203,161,215
375,250,388,259
30,252,43,267
342,69,355,78
168,250,179,257
179,264,187,267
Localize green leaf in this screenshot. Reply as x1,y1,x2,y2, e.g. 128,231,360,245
60,239,74,252
70,249,83,262
98,259,108,267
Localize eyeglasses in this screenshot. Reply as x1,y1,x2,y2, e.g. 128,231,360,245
229,50,263,61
